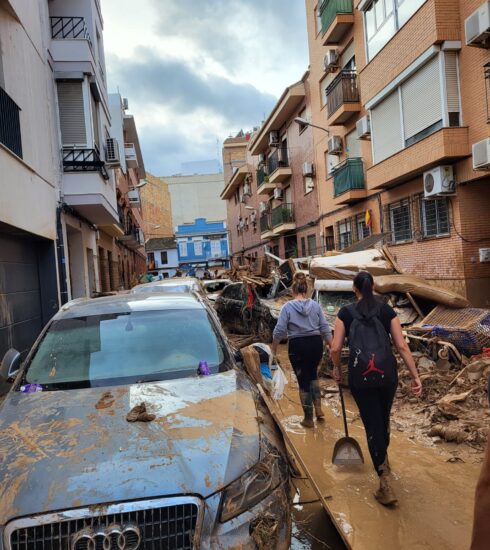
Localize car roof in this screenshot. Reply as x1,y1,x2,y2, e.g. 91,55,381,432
54,292,206,320
132,278,200,290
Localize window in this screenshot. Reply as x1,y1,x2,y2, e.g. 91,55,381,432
325,150,340,176
194,240,203,256
356,213,371,240
346,130,362,158
307,235,317,256
160,251,168,264
178,241,188,257
57,81,87,146
210,239,221,258
363,0,428,61
301,237,306,257
420,197,450,237
388,199,412,242
147,252,155,264
298,106,311,133
320,73,335,107
337,218,353,250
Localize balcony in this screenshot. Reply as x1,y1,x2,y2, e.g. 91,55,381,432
256,166,275,195
62,148,119,226
127,188,141,207
49,16,97,76
221,164,251,200
260,213,274,240
272,203,296,235
267,148,292,185
319,0,354,45
0,87,22,158
124,143,139,169
119,224,144,250
367,127,470,190
332,157,366,204
325,70,361,125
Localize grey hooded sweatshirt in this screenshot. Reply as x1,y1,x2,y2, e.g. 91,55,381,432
273,299,332,342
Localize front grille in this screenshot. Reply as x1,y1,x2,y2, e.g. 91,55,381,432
7,499,200,550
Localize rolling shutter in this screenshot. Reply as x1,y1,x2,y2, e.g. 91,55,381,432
371,90,403,163
401,56,442,141
57,81,87,146
445,51,460,114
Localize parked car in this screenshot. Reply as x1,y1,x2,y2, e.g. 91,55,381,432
312,279,357,329
201,278,231,302
0,293,291,549
215,282,287,343
131,276,202,294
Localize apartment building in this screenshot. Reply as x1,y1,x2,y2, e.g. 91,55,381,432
0,0,60,360
306,0,490,306
221,75,321,264
140,173,173,240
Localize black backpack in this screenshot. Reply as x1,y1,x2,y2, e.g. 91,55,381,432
347,303,397,389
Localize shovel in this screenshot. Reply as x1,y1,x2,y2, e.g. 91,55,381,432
332,385,364,465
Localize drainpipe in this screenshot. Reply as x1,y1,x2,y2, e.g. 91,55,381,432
56,205,69,305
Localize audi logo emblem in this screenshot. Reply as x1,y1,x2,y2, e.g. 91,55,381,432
71,523,141,550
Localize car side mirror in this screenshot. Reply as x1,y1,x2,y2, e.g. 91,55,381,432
0,349,21,382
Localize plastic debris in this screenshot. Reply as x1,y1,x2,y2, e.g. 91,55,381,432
20,384,43,394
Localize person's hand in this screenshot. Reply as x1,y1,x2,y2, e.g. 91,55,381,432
411,375,422,397
332,366,342,385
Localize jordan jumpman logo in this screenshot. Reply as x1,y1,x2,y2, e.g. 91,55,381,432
362,353,385,376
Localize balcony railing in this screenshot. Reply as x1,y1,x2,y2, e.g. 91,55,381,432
319,0,353,34
50,17,93,50
0,87,22,158
326,70,360,117
62,148,109,180
257,166,267,186
272,203,295,228
267,147,289,175
260,213,271,233
332,157,365,197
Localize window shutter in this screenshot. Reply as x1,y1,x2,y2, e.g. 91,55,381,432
371,90,403,163
401,56,442,140
445,52,460,113
57,81,87,146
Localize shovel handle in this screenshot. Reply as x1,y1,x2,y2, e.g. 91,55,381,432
339,385,349,438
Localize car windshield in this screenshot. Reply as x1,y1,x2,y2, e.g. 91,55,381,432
133,283,197,294
23,309,227,389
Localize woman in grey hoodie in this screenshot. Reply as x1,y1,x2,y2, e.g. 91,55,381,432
271,272,332,427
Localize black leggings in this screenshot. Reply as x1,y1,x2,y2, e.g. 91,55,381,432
350,378,398,475
288,335,323,393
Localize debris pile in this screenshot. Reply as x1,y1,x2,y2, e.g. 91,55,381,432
250,513,279,550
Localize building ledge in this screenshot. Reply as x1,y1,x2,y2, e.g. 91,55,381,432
221,164,251,200
260,230,274,240
257,181,276,195
269,166,292,185
367,127,470,190
99,223,125,238
326,102,361,126
333,188,367,205
272,222,296,235
322,13,355,45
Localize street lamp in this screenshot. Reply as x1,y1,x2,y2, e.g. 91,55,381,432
294,117,330,134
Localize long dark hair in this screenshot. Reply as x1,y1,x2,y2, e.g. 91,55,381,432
353,271,377,317
292,272,308,296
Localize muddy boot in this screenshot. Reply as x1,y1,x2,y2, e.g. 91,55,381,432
299,391,314,428
375,460,398,507
311,380,325,421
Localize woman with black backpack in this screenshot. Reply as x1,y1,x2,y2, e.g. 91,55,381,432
331,271,422,507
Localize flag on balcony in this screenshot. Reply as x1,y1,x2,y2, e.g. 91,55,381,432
365,209,372,228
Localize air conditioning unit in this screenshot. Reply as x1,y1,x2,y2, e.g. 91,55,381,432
305,178,315,192
423,166,456,198
259,201,268,214
302,162,314,177
250,210,257,223
122,97,129,110
356,115,371,139
243,182,252,196
327,135,343,155
127,188,140,205
324,49,339,72
465,1,490,48
239,219,245,229
258,153,265,164
105,138,120,165
269,131,280,146
273,188,283,200
472,138,490,170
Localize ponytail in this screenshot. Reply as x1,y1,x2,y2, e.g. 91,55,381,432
292,272,308,296
353,271,377,317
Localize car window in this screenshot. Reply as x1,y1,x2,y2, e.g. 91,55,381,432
133,283,196,294
221,283,245,300
23,309,228,389
205,281,228,293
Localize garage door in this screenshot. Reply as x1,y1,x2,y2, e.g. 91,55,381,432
0,233,43,361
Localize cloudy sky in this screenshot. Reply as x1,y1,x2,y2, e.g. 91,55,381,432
102,0,309,176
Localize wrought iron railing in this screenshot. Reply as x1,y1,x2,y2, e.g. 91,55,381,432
272,203,295,228
267,147,289,175
257,166,267,187
319,0,353,34
326,70,359,117
62,148,109,180
0,87,22,158
50,17,93,50
332,157,365,197
260,213,271,233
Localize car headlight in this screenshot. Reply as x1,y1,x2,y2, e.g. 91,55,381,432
219,453,283,522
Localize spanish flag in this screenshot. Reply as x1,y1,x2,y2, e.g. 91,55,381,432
365,209,372,228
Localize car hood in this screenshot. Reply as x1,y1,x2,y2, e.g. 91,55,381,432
0,370,260,525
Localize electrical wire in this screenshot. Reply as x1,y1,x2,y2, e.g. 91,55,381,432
448,198,490,244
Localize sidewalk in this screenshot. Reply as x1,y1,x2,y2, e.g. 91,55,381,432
271,346,481,550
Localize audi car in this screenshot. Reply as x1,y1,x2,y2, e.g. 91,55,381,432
0,293,291,549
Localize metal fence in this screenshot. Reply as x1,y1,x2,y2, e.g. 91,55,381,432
0,87,22,158
325,70,359,117
267,147,289,175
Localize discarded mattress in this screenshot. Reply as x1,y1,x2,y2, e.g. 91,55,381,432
374,275,470,308
310,249,394,280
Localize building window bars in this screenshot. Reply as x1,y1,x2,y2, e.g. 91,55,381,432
325,70,360,117
62,148,109,180
0,87,22,158
420,196,450,238
50,17,93,50
267,147,289,175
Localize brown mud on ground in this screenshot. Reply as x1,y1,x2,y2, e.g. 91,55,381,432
274,345,482,550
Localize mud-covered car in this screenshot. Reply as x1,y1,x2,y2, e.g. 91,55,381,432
201,279,231,302
215,282,287,343
0,293,291,549
130,276,202,294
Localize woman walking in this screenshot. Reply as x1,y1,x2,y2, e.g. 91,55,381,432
272,272,332,428
330,271,422,506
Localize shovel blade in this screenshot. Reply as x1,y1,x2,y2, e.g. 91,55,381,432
332,436,364,465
